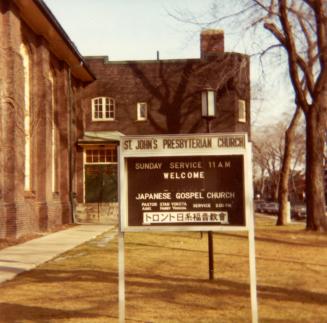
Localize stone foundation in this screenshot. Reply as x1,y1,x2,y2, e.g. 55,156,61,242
76,203,118,225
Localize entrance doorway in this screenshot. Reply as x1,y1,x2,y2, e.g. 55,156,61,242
84,145,118,203
85,164,117,202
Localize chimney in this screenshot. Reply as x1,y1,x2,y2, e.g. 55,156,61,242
200,29,224,59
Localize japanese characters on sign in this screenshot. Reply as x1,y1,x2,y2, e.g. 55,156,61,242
120,134,250,232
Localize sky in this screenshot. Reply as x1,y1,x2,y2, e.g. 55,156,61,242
43,0,294,126
44,0,218,60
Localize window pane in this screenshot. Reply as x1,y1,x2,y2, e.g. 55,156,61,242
86,150,91,162
85,147,117,164
140,105,146,118
103,98,114,119
105,99,110,118
238,100,246,122
137,102,147,120
113,150,117,162
93,98,105,119
108,149,115,162
93,97,115,120
99,150,105,162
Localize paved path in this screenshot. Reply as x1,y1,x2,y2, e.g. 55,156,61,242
0,224,113,284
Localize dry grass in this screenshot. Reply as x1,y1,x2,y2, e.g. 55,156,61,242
0,216,326,322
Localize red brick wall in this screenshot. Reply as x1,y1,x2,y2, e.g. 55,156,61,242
0,2,80,238
75,48,250,202
201,29,225,58
82,54,250,136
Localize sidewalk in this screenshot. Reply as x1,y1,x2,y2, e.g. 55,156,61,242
0,224,114,284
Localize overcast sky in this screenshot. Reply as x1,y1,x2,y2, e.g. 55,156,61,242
43,0,294,125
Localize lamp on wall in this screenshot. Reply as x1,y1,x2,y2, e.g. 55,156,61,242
201,87,217,281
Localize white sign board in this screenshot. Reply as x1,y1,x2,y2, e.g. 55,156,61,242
118,133,258,323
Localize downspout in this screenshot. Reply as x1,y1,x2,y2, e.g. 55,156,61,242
67,67,77,223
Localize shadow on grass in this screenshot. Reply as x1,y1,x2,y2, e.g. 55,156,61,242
126,241,208,254
0,302,117,323
211,231,327,249
130,230,327,250
124,272,327,309
17,268,327,307
1,267,326,322
126,241,327,268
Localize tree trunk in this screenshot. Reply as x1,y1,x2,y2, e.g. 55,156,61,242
277,107,302,226
305,100,327,231
260,168,265,198
273,180,279,201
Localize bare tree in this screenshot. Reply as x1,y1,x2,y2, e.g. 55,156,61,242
254,126,284,201
277,106,303,224
253,117,305,204
253,0,327,231
170,0,327,231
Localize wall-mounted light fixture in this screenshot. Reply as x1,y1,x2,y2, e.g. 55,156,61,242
201,88,217,281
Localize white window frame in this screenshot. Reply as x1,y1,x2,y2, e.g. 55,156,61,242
238,99,246,123
84,145,118,164
137,102,148,121
92,97,115,121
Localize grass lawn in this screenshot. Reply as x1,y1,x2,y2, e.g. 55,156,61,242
0,215,326,322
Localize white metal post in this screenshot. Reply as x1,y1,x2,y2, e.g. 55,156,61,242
118,230,125,323
248,225,258,323
118,143,126,323
246,143,258,323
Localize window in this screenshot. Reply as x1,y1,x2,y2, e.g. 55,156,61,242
92,97,115,121
49,69,57,193
20,43,31,191
137,102,148,121
238,100,246,123
85,145,117,164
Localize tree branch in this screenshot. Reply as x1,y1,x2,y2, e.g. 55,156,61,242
303,0,315,10
311,0,327,96
272,0,310,112
298,14,316,94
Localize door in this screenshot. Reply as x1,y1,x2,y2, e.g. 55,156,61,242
85,164,118,203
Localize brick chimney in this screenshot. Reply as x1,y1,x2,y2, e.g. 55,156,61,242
200,29,224,58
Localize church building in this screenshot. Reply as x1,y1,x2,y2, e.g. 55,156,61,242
0,0,250,237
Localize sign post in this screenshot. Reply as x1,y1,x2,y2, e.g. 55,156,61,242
118,230,125,323
118,133,258,322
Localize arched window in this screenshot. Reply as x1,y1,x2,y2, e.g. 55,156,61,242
92,97,115,121
20,43,31,191
48,69,57,193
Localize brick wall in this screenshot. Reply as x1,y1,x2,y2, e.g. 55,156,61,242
82,53,250,136
0,2,79,238
74,40,250,203
200,29,225,58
